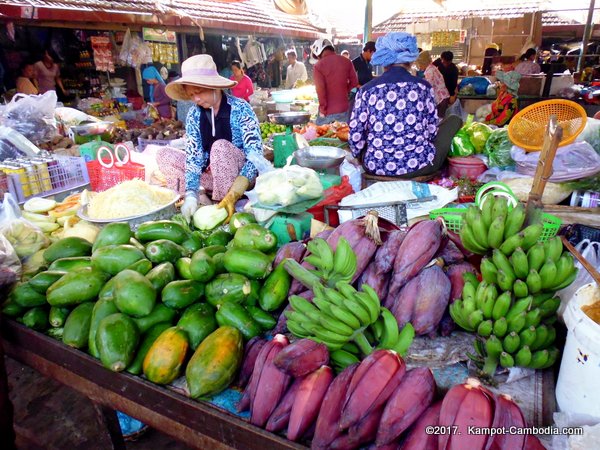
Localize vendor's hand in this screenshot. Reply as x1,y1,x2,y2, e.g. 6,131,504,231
449,95,457,105
198,192,213,206
217,176,250,223
181,194,198,223
217,193,236,222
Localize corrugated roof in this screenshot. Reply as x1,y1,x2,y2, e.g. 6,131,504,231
542,12,582,26
0,0,321,37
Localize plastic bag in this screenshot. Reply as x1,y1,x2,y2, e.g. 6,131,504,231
445,99,465,120
340,159,362,193
246,153,323,207
576,117,600,153
450,115,476,157
0,193,50,261
0,91,57,143
511,141,600,182
458,77,492,95
557,239,600,318
466,122,492,153
485,128,514,168
0,233,21,286
119,28,132,64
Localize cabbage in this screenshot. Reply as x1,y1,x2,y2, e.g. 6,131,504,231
466,122,492,153
193,204,228,231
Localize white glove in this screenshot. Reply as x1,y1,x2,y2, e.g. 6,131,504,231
198,193,213,206
181,193,198,223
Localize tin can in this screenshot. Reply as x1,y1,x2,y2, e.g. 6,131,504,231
21,162,42,196
43,156,61,189
3,164,31,198
31,159,53,192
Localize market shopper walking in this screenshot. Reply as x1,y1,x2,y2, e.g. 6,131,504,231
349,32,462,178
142,66,172,119
229,60,254,102
311,38,358,125
34,50,65,96
165,54,263,222
284,50,308,89
352,41,376,86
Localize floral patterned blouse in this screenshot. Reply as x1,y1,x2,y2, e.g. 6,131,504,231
484,89,518,127
424,64,450,105
349,66,439,176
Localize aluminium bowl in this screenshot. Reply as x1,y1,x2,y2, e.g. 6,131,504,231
293,146,346,170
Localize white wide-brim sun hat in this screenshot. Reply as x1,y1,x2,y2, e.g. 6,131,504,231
166,54,237,101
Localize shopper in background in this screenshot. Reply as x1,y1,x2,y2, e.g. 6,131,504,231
142,66,172,119
229,60,254,102
515,48,541,75
483,70,521,127
16,62,38,95
435,51,459,101
34,50,65,96
349,32,462,178
341,50,351,59
284,50,308,89
352,41,376,86
416,51,450,116
165,54,262,222
311,38,358,125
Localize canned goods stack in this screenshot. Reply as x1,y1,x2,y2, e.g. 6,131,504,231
0,154,89,202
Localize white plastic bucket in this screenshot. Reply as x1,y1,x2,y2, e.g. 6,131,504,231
556,283,600,420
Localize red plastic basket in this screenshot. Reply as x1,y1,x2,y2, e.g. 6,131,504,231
86,144,145,191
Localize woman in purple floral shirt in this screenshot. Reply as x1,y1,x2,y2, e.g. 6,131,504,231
349,33,461,178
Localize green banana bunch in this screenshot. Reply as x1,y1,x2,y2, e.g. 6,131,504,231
304,237,357,287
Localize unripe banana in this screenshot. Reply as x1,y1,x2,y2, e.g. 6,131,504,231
394,323,415,356
528,349,549,369
520,223,544,251
477,319,493,337
503,203,526,240
510,247,529,280
449,301,472,331
543,236,563,263
468,310,485,330
460,223,487,255
463,272,480,287
480,257,499,285
493,317,508,338
530,324,549,351
492,291,512,320
487,215,505,249
527,242,546,272
499,232,524,257
485,335,503,359
506,296,533,322
481,195,495,229
532,292,554,308
539,347,560,369
554,253,575,286
286,319,311,338
552,268,578,291
491,196,508,223
503,332,520,354
497,269,516,292
543,326,557,349
519,326,537,349
513,279,529,298
507,311,527,334
330,349,360,370
475,281,489,310
493,249,516,279
500,351,515,368
515,345,533,367
525,308,542,328
471,211,490,250
526,269,542,294
379,307,400,349
539,259,558,290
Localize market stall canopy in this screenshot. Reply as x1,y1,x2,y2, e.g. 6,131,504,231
0,0,322,38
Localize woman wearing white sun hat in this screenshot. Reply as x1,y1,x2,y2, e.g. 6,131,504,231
165,54,263,222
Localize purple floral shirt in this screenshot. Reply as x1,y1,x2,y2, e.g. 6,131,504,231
349,66,439,176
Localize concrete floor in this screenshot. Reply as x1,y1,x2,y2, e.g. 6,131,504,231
5,357,191,450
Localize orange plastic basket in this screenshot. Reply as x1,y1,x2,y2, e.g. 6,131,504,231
508,99,587,152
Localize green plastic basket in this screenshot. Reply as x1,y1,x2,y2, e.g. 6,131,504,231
429,208,561,242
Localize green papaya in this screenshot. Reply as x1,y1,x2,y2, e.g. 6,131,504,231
135,220,188,244
88,298,120,358
113,270,157,317
205,229,233,247
177,303,217,350
44,237,93,263
29,271,65,294
126,322,172,375
229,212,257,234
48,257,92,272
175,257,193,280
2,298,26,318
62,302,94,349
96,313,139,372
133,303,177,334
145,239,187,264
126,258,153,275
46,267,110,307
91,245,146,276
22,306,48,330
215,302,262,340
92,222,132,252
49,306,70,328
161,280,204,310
145,262,175,292
233,224,277,253
246,306,277,331
180,234,203,254
11,282,47,308
205,274,252,307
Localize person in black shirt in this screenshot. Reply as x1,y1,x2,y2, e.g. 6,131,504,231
438,51,459,98
352,41,376,86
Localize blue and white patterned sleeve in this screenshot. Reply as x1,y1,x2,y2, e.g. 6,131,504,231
425,86,439,141
349,90,368,159
184,106,208,193
232,100,263,182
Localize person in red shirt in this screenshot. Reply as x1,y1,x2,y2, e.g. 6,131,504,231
310,38,358,125
229,60,254,102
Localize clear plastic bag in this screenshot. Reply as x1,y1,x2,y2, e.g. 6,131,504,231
0,233,21,286
512,141,600,182
0,91,57,143
0,193,50,261
575,117,600,153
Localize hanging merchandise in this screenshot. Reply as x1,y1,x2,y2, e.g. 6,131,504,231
243,36,266,69
91,36,114,72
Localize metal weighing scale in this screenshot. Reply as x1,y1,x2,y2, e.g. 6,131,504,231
268,111,311,168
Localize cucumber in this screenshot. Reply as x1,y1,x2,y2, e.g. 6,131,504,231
48,257,92,272
161,280,204,310
133,303,177,334
62,302,94,349
233,224,277,253
205,274,252,307
92,222,132,252
146,262,176,292
44,237,93,263
145,239,187,264
126,322,172,375
29,271,65,294
88,298,120,358
177,303,217,350
215,302,262,341
205,229,233,247
49,306,70,328
22,307,49,330
135,220,188,244
229,212,257,234
246,305,277,331
223,248,273,280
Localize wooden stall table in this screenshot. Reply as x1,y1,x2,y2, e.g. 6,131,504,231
0,318,304,450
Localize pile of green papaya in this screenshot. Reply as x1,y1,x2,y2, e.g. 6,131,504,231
3,212,291,399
